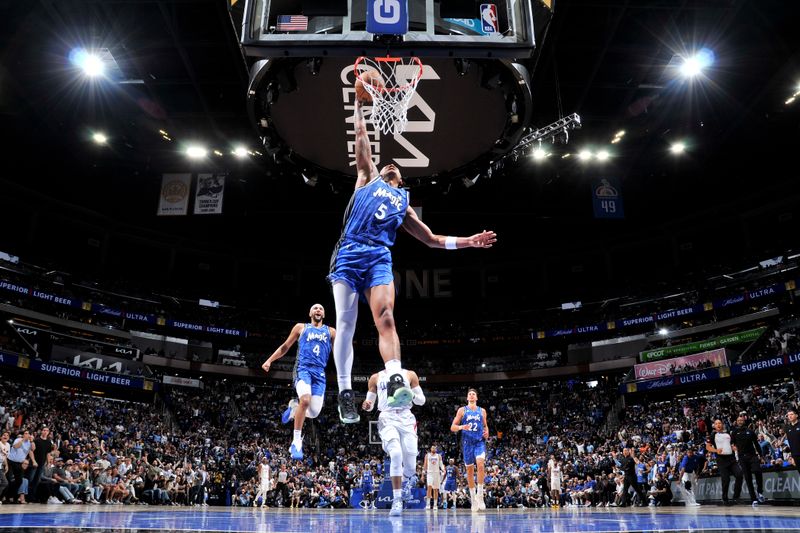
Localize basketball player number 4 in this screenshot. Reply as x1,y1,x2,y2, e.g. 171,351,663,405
375,204,388,220
313,345,321,356
374,0,402,24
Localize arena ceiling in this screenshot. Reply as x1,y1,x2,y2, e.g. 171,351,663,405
0,0,798,305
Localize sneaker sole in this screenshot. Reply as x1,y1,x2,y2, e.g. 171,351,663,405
338,406,360,424
390,388,413,406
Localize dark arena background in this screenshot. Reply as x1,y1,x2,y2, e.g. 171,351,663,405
1,0,800,532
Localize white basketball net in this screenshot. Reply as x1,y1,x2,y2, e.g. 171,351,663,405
355,56,423,135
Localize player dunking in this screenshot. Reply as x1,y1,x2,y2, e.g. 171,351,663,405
450,388,489,511
254,457,271,508
423,445,445,510
329,98,497,424
261,304,334,460
362,365,426,516
442,458,459,509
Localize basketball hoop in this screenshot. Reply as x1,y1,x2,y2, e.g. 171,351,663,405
354,56,424,135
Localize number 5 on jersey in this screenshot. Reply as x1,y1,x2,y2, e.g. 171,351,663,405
375,203,387,220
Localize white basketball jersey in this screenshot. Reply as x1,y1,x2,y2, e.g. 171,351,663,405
376,369,412,412
259,463,270,487
426,453,441,473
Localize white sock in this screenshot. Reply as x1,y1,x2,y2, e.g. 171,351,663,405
293,430,302,446
385,359,402,375
477,484,484,497
393,489,402,500
469,487,476,497
332,282,358,391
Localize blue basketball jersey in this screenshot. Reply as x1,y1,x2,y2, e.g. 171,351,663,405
446,465,456,482
362,470,373,488
296,324,332,369
462,405,484,442
339,175,409,248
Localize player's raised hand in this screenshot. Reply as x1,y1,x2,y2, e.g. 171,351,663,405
467,230,497,248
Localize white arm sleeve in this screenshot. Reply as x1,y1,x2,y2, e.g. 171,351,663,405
411,386,425,405
365,391,377,411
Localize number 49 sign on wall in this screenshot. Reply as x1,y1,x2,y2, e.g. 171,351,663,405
592,178,625,219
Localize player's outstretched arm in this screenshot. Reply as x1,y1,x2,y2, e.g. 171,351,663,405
482,407,489,439
354,100,379,189
262,323,303,373
402,206,497,250
451,407,467,433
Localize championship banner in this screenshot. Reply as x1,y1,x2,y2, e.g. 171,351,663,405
157,173,191,216
640,327,766,362
193,174,225,215
634,348,727,381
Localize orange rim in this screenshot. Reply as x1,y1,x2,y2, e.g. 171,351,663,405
354,56,424,94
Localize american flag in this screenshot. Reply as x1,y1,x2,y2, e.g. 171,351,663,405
276,15,308,32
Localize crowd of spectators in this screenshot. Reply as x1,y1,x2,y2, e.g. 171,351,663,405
1,365,799,509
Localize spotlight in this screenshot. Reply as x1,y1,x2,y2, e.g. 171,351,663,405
186,145,207,159
232,146,249,158
71,49,105,77
92,132,108,145
213,150,223,157
670,141,686,155
596,150,610,161
578,150,592,161
679,49,714,78
658,328,669,336
614,130,626,138
532,148,547,160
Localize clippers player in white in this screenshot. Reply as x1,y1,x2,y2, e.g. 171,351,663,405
423,445,445,511
262,304,334,459
254,457,271,508
362,366,426,516
451,388,489,511
329,98,497,424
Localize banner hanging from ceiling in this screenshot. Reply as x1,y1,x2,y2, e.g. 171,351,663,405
157,173,191,216
194,174,225,215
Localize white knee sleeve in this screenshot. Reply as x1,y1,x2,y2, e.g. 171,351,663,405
306,395,323,419
386,439,403,477
332,282,358,391
403,451,417,480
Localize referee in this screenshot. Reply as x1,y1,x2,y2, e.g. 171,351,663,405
731,415,764,506
706,419,743,505
781,408,800,474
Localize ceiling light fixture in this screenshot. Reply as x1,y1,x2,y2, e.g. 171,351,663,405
186,146,207,159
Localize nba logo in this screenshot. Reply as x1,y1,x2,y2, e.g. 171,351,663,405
480,4,499,34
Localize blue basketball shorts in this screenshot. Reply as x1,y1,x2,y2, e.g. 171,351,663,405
328,241,394,295
294,365,326,397
462,439,486,466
